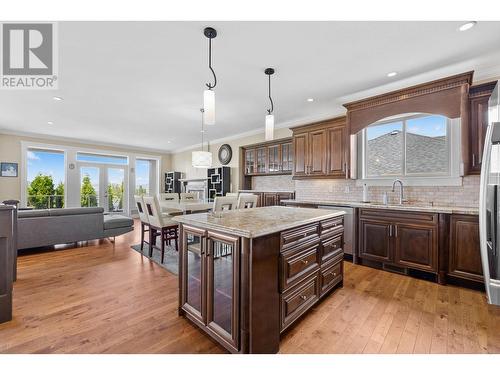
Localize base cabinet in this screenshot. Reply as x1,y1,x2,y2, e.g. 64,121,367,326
448,214,483,282
394,223,437,272
358,209,438,275
180,225,240,352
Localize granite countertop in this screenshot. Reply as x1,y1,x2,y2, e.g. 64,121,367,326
172,206,345,238
239,189,295,193
281,199,479,215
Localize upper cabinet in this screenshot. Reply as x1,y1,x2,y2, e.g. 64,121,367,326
468,81,497,174
291,116,348,179
241,138,293,177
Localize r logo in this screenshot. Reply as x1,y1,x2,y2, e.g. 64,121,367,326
2,23,53,75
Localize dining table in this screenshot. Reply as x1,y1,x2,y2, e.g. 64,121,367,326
159,200,213,215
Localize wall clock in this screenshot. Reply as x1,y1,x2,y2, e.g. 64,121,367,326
218,144,232,165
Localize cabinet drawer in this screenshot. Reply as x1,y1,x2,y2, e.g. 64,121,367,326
321,234,343,263
280,244,320,291
281,224,319,251
320,260,342,297
320,217,343,236
280,273,319,332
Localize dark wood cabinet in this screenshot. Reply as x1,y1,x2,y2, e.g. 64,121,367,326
291,116,348,179
448,214,483,282
358,209,439,275
293,133,308,176
394,223,437,272
308,129,328,175
326,126,346,177
468,81,497,174
241,138,293,177
359,219,392,262
0,206,15,324
239,191,295,207
179,225,240,352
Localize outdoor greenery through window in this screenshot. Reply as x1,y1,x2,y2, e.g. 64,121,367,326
26,149,65,208
364,114,449,178
135,159,152,195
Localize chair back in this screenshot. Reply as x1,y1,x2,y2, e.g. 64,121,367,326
225,192,238,197
237,194,258,209
143,196,165,228
134,195,149,224
213,196,237,212
180,192,199,201
158,193,179,202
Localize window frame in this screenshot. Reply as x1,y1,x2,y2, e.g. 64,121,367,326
356,113,462,187
363,113,451,178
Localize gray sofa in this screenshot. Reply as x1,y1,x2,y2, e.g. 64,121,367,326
17,207,134,250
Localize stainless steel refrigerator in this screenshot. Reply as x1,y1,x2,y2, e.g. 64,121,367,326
479,80,500,305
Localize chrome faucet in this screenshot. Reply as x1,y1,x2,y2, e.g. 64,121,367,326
392,179,406,205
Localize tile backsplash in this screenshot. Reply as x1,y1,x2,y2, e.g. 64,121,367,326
253,175,480,207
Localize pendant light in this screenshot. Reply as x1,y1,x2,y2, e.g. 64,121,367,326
203,27,217,125
192,108,212,168
264,68,275,141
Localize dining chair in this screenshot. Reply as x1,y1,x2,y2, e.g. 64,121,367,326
134,195,150,252
225,192,238,197
213,196,238,212
237,194,258,209
158,193,179,202
143,196,179,263
180,192,199,201
212,196,237,258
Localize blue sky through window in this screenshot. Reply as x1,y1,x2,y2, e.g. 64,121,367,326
135,159,150,192
27,149,65,185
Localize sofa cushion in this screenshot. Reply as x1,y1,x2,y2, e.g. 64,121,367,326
49,207,104,216
18,209,50,218
103,215,134,230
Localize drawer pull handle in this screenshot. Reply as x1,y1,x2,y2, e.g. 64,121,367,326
328,272,337,277
300,295,307,300
301,259,309,265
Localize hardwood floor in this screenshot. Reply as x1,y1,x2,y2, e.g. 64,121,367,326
1,220,499,354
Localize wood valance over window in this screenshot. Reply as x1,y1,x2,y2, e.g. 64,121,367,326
343,71,474,135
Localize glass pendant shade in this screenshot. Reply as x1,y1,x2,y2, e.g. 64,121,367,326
265,114,275,141
192,151,212,168
203,90,215,125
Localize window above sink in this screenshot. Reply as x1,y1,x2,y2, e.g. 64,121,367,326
356,113,463,187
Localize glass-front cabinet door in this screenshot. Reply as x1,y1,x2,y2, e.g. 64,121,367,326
244,149,255,175
256,147,267,174
268,145,280,173
281,142,293,172
206,231,240,350
180,225,206,324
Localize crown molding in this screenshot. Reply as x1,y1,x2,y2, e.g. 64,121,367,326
0,128,171,155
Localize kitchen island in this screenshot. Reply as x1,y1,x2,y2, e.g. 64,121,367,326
173,206,345,353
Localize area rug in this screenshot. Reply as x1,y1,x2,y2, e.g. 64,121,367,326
130,243,179,275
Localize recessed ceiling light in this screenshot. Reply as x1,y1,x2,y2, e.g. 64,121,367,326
47,121,54,125
459,21,477,32
307,98,314,102
53,96,63,101
387,72,397,77
167,140,171,144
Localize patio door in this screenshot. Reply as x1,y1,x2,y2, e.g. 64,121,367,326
79,162,128,213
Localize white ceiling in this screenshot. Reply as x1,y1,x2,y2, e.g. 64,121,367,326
1,21,500,153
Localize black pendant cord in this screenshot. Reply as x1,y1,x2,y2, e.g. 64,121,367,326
206,37,217,90
267,73,274,115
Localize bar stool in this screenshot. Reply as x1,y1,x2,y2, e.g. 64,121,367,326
236,194,258,209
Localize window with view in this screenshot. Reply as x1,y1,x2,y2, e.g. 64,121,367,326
364,114,449,178
135,159,152,195
26,149,65,208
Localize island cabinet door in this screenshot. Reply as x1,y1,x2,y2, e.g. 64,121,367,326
180,225,207,325
206,231,240,351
